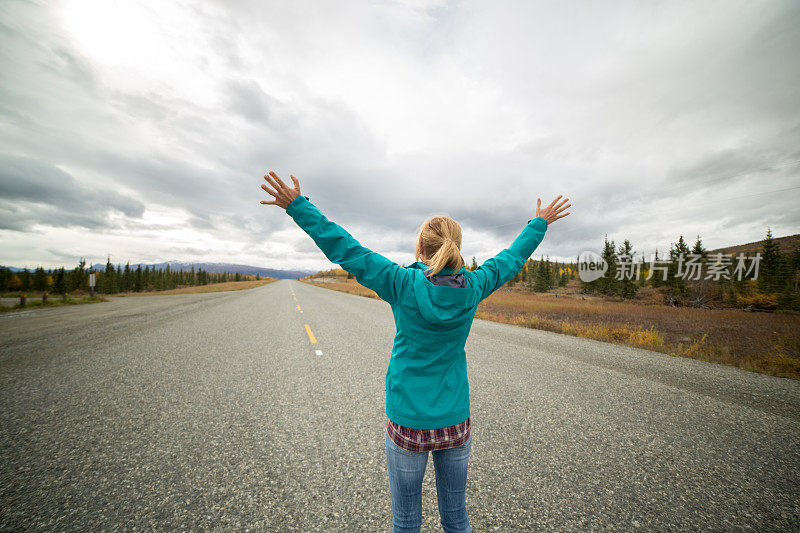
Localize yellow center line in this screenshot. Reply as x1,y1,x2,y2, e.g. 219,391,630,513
297,304,302,311
304,324,317,344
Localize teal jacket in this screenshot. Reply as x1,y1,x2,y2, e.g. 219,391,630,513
286,194,548,429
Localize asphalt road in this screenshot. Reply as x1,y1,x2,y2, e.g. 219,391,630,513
1,280,798,531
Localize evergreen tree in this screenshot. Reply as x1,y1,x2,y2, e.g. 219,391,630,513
666,236,691,295
470,256,478,271
599,235,618,296
53,267,67,295
533,256,551,292
134,264,143,292
0,267,11,292
545,257,555,288
68,258,87,292
758,228,783,293
616,239,638,299
649,249,663,288
103,257,116,294
123,262,132,292
692,235,707,261
20,268,31,292
32,266,48,292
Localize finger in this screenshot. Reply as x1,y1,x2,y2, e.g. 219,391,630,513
554,197,569,210
269,170,289,190
547,195,562,208
553,211,570,221
260,200,279,205
260,183,278,197
290,174,301,192
555,202,571,213
536,198,541,213
264,173,281,192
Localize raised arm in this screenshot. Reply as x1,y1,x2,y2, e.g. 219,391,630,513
473,195,571,301
259,171,409,303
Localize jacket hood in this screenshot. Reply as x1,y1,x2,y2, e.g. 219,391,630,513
406,262,476,326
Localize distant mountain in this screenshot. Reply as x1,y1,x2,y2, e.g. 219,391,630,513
144,261,313,279
1,261,314,279
707,233,800,256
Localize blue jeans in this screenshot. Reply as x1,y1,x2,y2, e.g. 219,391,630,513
385,432,472,533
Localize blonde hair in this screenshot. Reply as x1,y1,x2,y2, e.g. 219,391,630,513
415,215,465,276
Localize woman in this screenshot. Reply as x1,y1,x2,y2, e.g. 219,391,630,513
259,171,570,532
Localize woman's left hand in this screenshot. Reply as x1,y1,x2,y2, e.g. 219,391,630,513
260,171,301,209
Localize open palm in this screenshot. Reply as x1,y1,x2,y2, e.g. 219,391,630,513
260,171,301,209
535,195,571,224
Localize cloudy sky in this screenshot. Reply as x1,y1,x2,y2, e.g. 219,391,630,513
1,0,798,272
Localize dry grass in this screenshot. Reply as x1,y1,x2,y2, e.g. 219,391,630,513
304,277,800,380
479,290,800,379
301,277,380,299
118,279,277,296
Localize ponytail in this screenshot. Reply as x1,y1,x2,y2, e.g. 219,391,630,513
415,215,465,276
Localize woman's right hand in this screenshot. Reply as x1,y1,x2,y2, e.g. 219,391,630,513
536,195,571,224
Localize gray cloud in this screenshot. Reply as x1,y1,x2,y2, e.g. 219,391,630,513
0,155,145,231
226,80,281,124
0,0,798,269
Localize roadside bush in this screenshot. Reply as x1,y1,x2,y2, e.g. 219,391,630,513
736,291,780,311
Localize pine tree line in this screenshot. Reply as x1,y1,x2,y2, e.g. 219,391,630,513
580,237,640,299
0,258,259,295
506,256,574,292
487,227,799,310
579,230,800,309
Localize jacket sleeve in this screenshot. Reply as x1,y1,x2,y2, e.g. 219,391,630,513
285,194,409,304
473,216,548,301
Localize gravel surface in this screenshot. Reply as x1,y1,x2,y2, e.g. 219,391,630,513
1,280,798,531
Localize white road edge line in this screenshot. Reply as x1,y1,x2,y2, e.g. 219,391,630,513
315,350,323,356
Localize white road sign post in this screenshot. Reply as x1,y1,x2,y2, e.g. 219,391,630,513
89,272,95,297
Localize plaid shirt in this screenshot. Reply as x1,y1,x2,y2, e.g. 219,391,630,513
386,416,471,452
